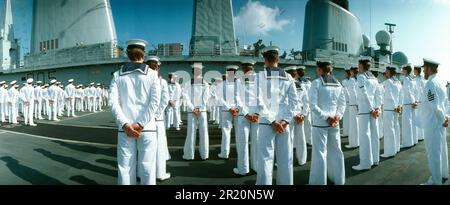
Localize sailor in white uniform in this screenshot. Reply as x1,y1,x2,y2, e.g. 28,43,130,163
48,80,60,121
413,66,426,141
182,63,210,161
345,66,360,149
65,79,77,117
352,57,381,171
87,83,95,112
217,65,241,159
33,81,44,120
20,78,37,126
234,59,259,175
7,81,19,124
372,71,384,140
255,46,298,185
309,60,346,185
341,67,351,138
297,66,313,146
419,58,449,185
380,66,402,158
286,66,309,166
146,56,171,181
401,64,418,148
0,81,7,123
42,84,50,117
212,78,223,125
96,83,103,111
166,73,182,131
110,39,161,185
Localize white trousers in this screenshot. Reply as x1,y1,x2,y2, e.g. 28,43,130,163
382,111,397,157
342,106,349,136
67,99,75,117
156,119,169,179
219,112,238,158
309,126,345,185
305,114,312,145
424,126,449,185
117,131,157,185
290,121,307,165
165,106,180,129
8,103,17,124
34,100,43,119
23,102,34,125
88,97,94,112
401,105,415,147
357,114,379,168
183,112,209,160
236,116,259,174
394,113,401,153
49,102,58,121
348,106,359,147
256,124,293,185
0,103,5,122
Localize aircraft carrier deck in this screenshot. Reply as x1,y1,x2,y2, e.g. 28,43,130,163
0,110,448,185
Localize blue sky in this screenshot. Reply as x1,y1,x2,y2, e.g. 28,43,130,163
8,0,450,82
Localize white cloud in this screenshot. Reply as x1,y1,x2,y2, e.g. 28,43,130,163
234,0,292,36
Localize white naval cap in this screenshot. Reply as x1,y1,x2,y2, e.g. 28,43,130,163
50,79,57,84
27,78,34,84
344,66,352,71
261,46,280,54
97,83,101,86
147,56,161,66
4,85,8,88
126,39,148,51
37,81,43,84
226,65,239,71
401,63,413,68
284,66,298,72
90,82,95,85
191,62,204,69
241,59,256,66
10,80,17,85
423,58,440,67
56,81,61,85
68,79,74,83
0,81,5,85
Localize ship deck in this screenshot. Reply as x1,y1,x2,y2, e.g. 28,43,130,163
0,110,448,185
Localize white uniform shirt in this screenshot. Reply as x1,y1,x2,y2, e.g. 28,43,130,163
236,73,260,116
34,86,43,103
309,75,346,127
8,87,19,104
48,85,59,102
356,71,380,114
0,86,8,104
155,77,169,119
419,74,448,127
401,75,417,104
256,68,298,123
382,77,402,110
20,84,35,103
110,62,161,129
183,77,210,112
168,82,182,106
65,84,76,99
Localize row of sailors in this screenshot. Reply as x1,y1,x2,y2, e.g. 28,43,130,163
112,39,449,185
0,79,109,126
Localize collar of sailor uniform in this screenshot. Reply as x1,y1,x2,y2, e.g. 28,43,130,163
428,73,437,80
120,62,148,75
